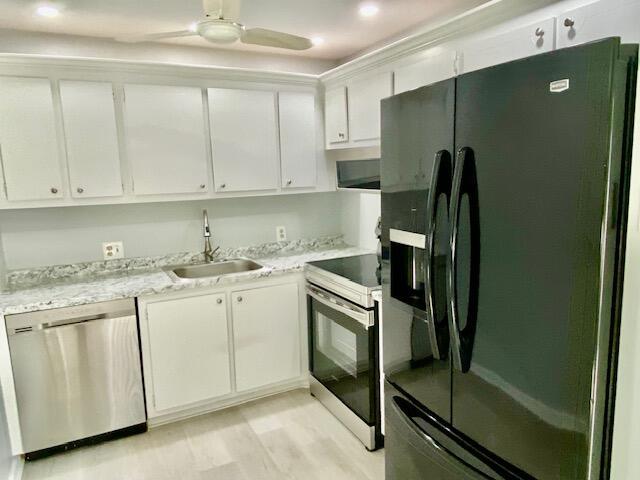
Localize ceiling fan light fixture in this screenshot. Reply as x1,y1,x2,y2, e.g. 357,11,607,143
197,20,243,44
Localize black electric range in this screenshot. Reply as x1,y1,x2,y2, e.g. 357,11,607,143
304,253,383,451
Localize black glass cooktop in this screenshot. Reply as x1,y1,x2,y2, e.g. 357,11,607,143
307,254,381,289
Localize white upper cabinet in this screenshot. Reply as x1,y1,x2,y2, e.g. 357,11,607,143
394,50,457,94
123,84,209,196
461,18,556,73
0,76,63,201
232,283,301,392
208,88,279,192
145,293,231,414
324,86,349,146
59,81,123,199
348,71,393,143
557,0,640,48
278,92,317,189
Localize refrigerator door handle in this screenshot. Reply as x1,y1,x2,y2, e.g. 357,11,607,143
447,147,467,371
424,149,452,360
447,146,481,373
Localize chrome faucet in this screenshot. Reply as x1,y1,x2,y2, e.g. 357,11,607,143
202,209,219,262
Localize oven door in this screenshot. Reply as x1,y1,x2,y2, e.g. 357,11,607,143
306,283,378,426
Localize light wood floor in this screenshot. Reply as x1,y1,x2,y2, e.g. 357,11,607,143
22,388,385,480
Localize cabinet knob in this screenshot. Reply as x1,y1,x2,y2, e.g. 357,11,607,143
200,184,206,189
286,180,292,186
564,18,575,27
216,298,223,305
237,296,243,303
77,187,84,194
338,132,345,138
220,183,226,189
50,187,58,194
535,27,544,37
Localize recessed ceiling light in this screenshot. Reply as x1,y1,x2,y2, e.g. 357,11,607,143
311,37,325,46
35,5,60,17
359,3,379,17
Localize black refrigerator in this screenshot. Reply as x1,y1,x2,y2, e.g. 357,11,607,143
381,38,637,479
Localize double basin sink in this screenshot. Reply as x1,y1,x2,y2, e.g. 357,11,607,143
169,258,263,280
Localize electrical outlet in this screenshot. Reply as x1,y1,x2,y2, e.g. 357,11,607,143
102,241,124,260
276,226,287,242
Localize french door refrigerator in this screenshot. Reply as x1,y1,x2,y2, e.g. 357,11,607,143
381,37,637,479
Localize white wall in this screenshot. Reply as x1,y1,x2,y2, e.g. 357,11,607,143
0,192,343,270
0,28,336,75
340,191,381,251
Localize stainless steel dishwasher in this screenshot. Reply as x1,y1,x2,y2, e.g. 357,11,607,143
6,298,147,458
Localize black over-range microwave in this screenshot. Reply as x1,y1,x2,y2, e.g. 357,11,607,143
336,159,380,191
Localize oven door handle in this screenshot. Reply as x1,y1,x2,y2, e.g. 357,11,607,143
306,285,374,329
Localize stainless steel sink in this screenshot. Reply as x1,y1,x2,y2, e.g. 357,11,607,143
171,259,263,279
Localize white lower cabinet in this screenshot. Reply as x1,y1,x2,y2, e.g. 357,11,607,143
143,292,231,414
139,279,303,421
232,283,301,392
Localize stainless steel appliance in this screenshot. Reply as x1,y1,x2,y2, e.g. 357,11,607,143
306,254,382,450
6,299,147,458
382,38,637,479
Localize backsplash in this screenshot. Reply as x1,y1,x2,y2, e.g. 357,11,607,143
0,193,344,270
5,234,347,289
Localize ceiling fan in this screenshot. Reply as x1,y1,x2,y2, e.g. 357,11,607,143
116,0,312,50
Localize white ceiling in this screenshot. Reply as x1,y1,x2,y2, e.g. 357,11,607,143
0,0,490,60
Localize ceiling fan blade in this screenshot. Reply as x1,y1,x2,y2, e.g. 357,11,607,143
241,28,312,50
116,30,196,43
202,0,242,20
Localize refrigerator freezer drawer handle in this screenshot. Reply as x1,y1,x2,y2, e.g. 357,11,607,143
390,396,488,478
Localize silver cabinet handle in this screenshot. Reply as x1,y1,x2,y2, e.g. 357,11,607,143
535,27,544,37
237,296,243,302
77,187,84,194
50,187,58,194
216,298,223,305
564,18,575,27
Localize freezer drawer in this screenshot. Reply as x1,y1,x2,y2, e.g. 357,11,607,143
7,299,146,454
385,383,504,480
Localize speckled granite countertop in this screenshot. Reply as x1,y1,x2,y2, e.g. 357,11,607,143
0,235,372,316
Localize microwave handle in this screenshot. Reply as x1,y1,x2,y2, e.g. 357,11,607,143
306,285,374,329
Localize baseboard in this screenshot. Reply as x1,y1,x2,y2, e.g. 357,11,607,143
9,455,24,480
148,376,310,427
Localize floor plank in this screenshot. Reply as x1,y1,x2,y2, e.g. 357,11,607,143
22,388,385,480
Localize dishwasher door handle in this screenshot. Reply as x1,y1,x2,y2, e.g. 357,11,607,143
43,313,110,329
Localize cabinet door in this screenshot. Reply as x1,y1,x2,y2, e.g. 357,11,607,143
461,18,555,73
324,86,349,145
394,50,456,94
232,283,300,392
279,92,316,189
124,84,209,195
0,76,63,201
348,71,393,143
146,293,231,412
59,81,123,198
208,88,279,192
557,0,640,48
